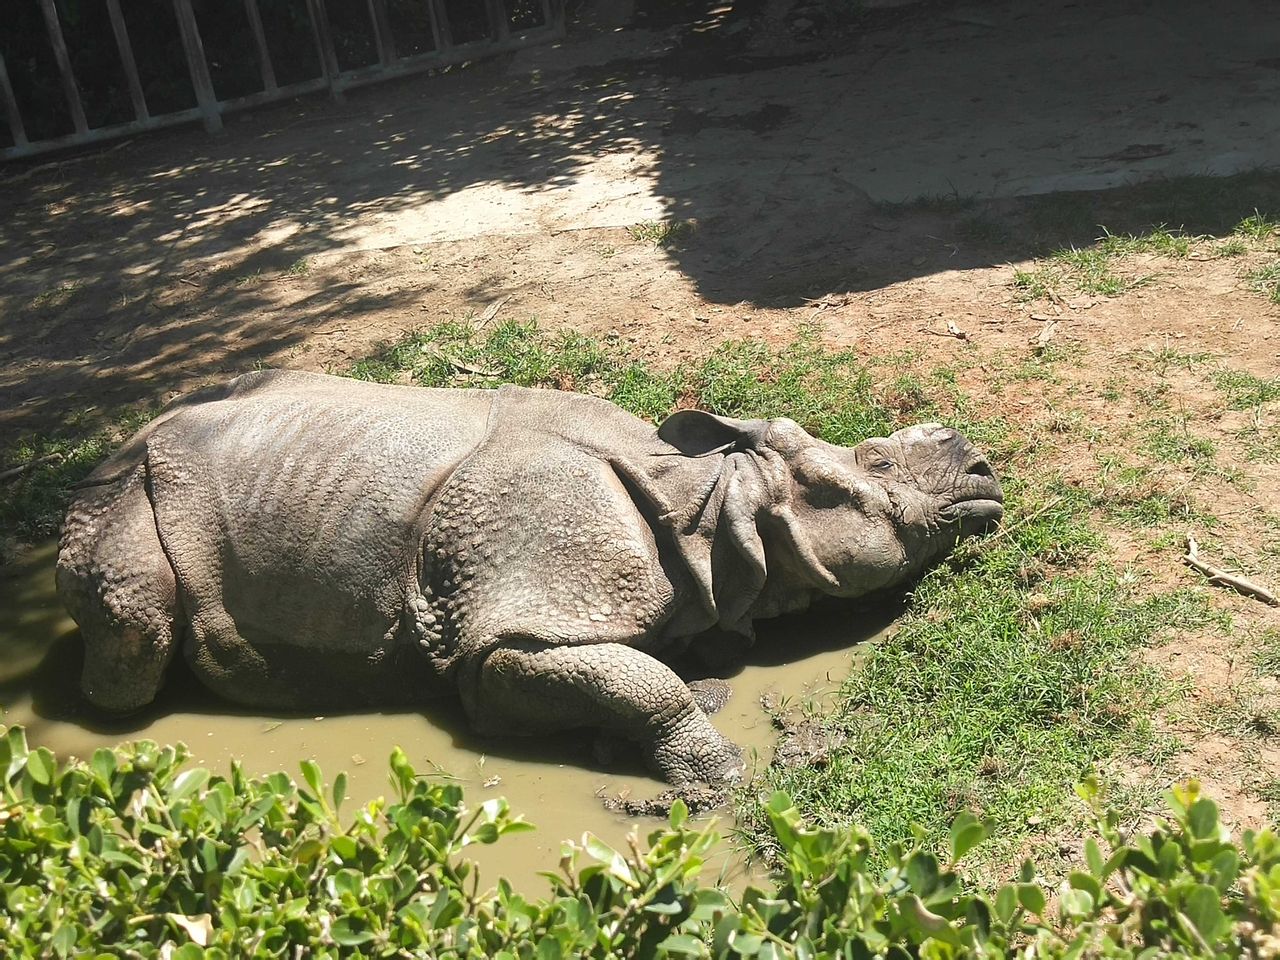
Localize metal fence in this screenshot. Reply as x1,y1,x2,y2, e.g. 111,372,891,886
0,0,564,162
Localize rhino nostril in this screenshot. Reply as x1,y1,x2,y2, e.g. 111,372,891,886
966,459,994,478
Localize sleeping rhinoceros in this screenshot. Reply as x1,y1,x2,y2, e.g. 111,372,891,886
57,370,1002,784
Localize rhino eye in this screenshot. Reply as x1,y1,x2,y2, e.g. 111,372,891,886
870,458,893,473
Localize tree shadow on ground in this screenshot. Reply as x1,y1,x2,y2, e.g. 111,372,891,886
1,0,1279,441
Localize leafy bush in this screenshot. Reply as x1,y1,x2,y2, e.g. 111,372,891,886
2,725,1277,958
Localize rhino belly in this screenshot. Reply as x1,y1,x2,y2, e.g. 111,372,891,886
145,382,492,704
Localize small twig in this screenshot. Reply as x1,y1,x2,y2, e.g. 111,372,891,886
177,276,201,288
977,496,1063,548
0,452,63,483
1182,535,1277,606
919,322,969,341
474,295,510,330
436,352,500,377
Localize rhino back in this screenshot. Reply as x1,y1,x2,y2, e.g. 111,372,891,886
143,372,494,695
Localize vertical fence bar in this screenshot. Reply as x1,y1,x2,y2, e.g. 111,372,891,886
305,0,344,99
171,0,222,132
0,51,29,149
242,0,278,94
366,0,396,66
38,0,89,134
105,0,149,122
485,0,510,42
427,0,453,52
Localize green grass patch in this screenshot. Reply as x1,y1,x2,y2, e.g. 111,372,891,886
346,320,953,443
0,409,157,558
1255,628,1280,679
1216,236,1249,258
1014,227,1181,301
1234,210,1279,242
1012,265,1060,301
741,478,1212,869
627,219,695,248
1049,246,1139,297
1099,225,1193,258
1245,261,1280,304
1144,419,1218,467
1215,368,1280,409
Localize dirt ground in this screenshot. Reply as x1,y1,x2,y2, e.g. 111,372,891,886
2,0,1279,828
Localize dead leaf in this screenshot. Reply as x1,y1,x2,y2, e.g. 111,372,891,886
1033,321,1058,354
166,913,213,946
946,320,969,340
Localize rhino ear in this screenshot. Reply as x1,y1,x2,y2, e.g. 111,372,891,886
658,410,771,458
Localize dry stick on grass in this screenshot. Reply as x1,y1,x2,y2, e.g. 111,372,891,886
474,295,510,330
434,352,500,378
1182,534,1278,606
0,453,63,484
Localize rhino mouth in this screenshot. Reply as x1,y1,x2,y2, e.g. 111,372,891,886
940,476,1005,529
945,496,1005,524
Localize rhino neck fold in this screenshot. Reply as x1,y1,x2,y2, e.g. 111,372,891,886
611,449,775,638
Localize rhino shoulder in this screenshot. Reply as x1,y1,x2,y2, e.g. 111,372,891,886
416,411,679,672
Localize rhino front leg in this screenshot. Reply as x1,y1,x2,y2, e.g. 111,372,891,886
470,642,744,785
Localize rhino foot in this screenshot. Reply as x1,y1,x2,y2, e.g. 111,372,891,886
650,705,744,785
686,678,732,716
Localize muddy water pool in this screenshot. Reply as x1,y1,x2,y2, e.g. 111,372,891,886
0,541,894,892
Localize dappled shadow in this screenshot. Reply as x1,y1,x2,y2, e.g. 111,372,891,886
2,0,1280,442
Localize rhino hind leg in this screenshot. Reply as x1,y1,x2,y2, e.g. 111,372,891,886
471,642,744,785
56,466,179,713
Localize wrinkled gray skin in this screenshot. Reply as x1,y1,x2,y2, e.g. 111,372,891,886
57,371,1003,784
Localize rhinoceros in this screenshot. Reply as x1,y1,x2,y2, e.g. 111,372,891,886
57,371,1002,784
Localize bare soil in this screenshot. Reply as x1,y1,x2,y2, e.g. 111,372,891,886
2,0,1278,831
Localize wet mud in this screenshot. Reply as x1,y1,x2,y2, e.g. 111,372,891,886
0,540,895,891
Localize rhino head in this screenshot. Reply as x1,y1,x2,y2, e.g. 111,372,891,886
656,411,1003,625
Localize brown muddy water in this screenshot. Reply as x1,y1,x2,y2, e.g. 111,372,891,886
0,541,896,892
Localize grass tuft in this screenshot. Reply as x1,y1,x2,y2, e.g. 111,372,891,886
627,219,695,248
1049,246,1136,297
1012,266,1060,301
1099,225,1192,258
0,409,158,558
1255,628,1280,678
1245,261,1280,304
1214,368,1280,409
1234,210,1279,242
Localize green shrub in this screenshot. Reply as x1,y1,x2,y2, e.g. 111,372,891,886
1,725,1277,957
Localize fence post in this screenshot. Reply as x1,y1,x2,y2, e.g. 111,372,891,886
305,0,345,101
367,0,397,66
486,0,510,42
105,0,149,122
427,0,453,52
171,0,223,132
0,51,29,150
243,0,279,95
38,0,88,135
